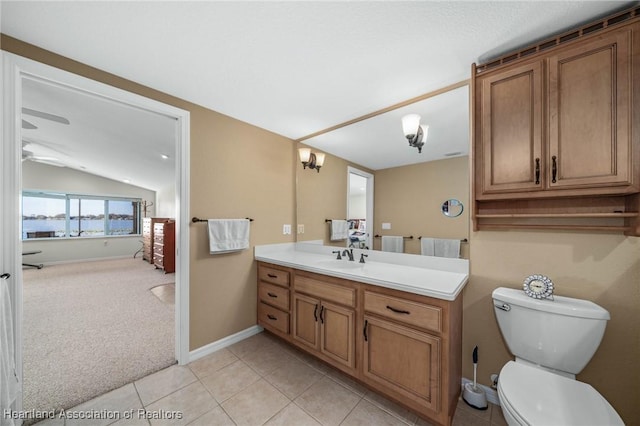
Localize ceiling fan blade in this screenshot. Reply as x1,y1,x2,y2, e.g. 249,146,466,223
33,158,66,167
22,107,70,125
22,119,38,130
23,152,66,167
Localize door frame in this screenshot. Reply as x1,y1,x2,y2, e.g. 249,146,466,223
347,166,374,250
1,51,191,414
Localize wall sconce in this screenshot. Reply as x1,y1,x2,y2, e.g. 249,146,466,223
401,114,429,153
298,147,325,172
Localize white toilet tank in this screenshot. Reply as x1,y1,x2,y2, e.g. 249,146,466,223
492,287,610,375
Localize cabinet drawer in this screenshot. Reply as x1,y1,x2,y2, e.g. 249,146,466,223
259,282,289,311
258,265,290,287
154,255,164,267
295,275,356,308
258,302,289,334
364,291,442,333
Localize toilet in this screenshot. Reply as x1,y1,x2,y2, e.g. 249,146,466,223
492,287,623,426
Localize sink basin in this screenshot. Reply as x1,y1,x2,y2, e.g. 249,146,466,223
316,259,364,270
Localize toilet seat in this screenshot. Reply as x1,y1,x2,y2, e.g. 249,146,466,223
497,361,623,426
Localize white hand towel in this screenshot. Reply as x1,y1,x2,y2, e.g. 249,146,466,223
330,220,349,241
381,236,404,253
420,238,435,256
434,238,460,258
1,278,19,424
208,219,250,254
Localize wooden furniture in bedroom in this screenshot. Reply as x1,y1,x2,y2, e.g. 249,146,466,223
153,220,175,274
142,217,171,264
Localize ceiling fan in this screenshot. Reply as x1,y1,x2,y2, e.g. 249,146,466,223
21,107,70,130
21,137,68,168
21,150,66,167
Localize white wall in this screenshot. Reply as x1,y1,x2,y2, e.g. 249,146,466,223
155,183,176,218
22,161,156,263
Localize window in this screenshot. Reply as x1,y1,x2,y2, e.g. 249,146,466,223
22,191,141,239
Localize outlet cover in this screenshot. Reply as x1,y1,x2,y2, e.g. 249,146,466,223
382,222,391,230
297,224,305,234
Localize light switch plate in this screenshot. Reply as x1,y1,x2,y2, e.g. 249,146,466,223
283,224,291,235
382,223,391,230
297,224,305,234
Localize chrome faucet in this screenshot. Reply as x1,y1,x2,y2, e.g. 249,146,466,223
342,249,354,261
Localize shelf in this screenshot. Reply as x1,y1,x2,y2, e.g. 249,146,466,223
477,224,632,232
476,212,638,219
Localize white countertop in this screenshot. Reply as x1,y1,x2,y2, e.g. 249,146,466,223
254,242,469,301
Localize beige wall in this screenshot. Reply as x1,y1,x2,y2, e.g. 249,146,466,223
374,156,469,258
467,231,640,423
2,35,297,351
295,143,372,247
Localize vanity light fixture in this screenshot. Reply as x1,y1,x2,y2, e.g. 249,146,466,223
401,114,428,153
298,147,326,173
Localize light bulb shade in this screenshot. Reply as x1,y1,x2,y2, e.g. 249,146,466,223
298,147,311,162
419,125,429,143
314,153,325,167
402,114,421,137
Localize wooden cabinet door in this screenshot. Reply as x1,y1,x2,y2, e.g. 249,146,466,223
362,315,441,412
479,61,543,196
319,301,355,370
548,28,632,190
292,293,320,350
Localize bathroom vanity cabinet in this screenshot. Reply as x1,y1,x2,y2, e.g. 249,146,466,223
292,271,357,374
472,14,640,235
257,264,291,339
256,260,462,426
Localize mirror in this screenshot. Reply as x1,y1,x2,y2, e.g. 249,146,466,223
442,199,464,218
295,85,470,258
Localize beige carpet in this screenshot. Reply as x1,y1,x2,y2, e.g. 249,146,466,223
22,257,175,415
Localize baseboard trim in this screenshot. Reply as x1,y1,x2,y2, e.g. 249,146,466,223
35,254,133,267
461,377,500,406
188,325,264,363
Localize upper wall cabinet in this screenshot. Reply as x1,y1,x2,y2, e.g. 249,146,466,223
480,61,543,195
472,8,640,235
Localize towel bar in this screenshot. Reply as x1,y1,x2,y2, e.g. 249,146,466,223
374,234,413,239
418,236,468,242
192,217,254,223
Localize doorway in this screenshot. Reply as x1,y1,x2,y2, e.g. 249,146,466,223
347,166,374,250
1,51,191,415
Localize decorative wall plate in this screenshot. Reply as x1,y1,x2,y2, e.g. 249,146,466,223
523,274,554,299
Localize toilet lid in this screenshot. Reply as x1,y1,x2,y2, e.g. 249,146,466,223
498,361,623,426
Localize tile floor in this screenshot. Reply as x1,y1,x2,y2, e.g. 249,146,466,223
36,332,508,426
